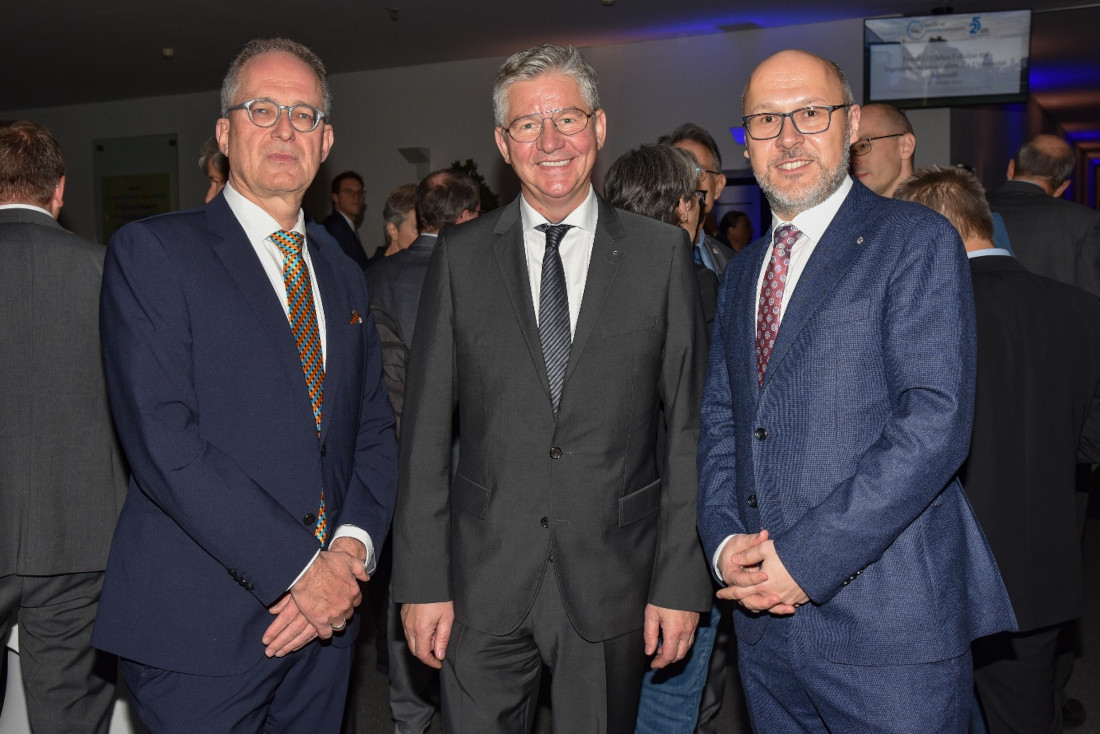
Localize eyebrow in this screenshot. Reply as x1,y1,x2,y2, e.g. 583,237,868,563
745,97,829,114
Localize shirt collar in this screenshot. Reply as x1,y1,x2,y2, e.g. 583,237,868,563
0,203,53,217
769,175,853,243
520,186,598,234
222,182,306,245
968,247,1012,259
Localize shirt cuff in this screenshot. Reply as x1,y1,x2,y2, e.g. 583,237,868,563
287,525,377,591
713,534,739,583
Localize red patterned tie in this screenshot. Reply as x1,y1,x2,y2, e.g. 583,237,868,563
271,230,327,544
755,223,801,385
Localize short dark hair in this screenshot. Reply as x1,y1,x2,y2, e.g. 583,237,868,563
382,183,417,246
604,144,697,227
331,170,364,195
659,122,722,169
198,136,228,178
718,210,748,230
221,38,331,118
894,165,993,242
493,44,599,127
0,120,64,207
1014,134,1075,188
416,171,480,231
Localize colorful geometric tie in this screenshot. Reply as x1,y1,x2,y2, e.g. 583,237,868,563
271,230,328,544
536,223,572,414
755,223,801,386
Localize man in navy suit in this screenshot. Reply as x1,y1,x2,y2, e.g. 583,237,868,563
93,38,397,733
323,170,370,269
697,49,1015,732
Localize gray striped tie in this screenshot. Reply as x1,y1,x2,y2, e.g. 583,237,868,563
537,223,572,414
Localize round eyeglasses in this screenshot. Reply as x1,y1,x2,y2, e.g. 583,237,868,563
503,107,594,142
851,133,905,157
224,98,327,133
742,104,851,141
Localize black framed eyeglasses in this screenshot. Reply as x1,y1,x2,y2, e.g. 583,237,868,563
224,98,327,133
742,104,851,141
851,133,905,157
694,190,708,209
503,107,594,142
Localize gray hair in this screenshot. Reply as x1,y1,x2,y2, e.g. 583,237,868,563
604,144,697,227
492,44,599,127
220,38,332,118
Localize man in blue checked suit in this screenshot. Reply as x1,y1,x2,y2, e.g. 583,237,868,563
696,49,1016,733
93,39,396,733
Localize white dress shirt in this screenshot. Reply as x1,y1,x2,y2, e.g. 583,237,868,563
519,186,599,336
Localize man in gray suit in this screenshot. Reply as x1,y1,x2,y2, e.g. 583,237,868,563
0,120,128,733
988,134,1100,297
660,123,735,280
393,44,711,732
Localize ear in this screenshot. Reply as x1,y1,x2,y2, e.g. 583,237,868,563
456,209,477,224
215,118,230,156
592,108,607,151
898,133,916,161
1053,180,1071,198
714,171,727,199
848,104,861,144
494,126,511,165
675,197,692,225
1006,159,1016,180
385,221,399,242
49,175,66,219
319,123,334,163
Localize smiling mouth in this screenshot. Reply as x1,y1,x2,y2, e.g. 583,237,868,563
776,160,810,171
539,160,570,167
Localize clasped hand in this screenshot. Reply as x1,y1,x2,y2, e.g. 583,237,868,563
715,529,809,615
262,537,369,657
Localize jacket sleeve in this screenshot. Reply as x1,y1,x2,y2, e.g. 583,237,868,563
390,236,457,604
649,229,712,611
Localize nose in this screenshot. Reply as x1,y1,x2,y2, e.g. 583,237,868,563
775,115,804,149
270,108,296,139
537,119,566,153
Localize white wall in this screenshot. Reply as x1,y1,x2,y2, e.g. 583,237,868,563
5,18,959,250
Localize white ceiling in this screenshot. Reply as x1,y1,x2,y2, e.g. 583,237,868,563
5,0,1099,153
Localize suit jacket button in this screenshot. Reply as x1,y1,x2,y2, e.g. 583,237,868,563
753,428,768,440
540,517,549,528
549,447,562,459
746,494,758,508
303,513,317,526
320,443,327,456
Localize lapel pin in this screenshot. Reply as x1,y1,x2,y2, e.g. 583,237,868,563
349,309,362,324
856,236,864,245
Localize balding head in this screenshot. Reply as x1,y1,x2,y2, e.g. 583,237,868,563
741,50,858,220
1007,134,1074,197
850,103,916,198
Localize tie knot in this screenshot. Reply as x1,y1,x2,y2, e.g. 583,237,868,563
272,230,305,256
537,223,572,250
772,224,801,253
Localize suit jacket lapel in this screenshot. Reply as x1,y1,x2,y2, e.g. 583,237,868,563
491,200,552,400
736,239,769,406
566,197,621,385
762,185,866,388
206,196,325,434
